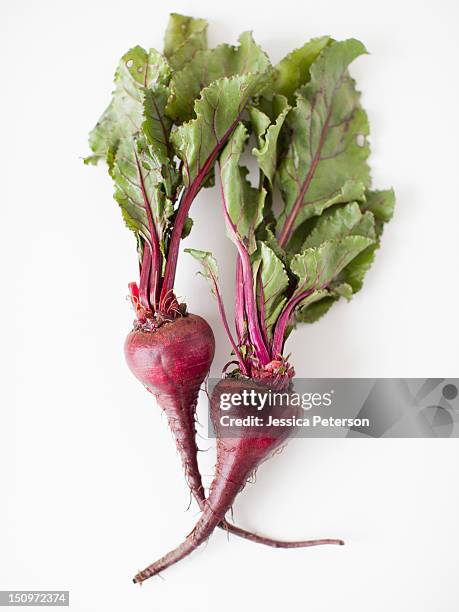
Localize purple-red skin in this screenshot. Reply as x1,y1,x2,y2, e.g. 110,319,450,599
134,377,343,583
125,314,215,501
125,313,324,550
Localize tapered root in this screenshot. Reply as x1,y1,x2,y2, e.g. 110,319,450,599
133,528,344,584
219,520,345,548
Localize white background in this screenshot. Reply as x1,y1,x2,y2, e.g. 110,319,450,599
2,0,459,610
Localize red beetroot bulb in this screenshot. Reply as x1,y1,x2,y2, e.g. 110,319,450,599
125,314,215,501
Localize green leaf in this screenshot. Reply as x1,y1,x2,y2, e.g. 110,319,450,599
185,248,219,296
336,188,395,292
296,288,330,310
87,46,171,164
86,45,178,251
339,242,379,293
181,216,194,239
295,294,337,324
290,235,374,295
287,180,366,252
302,201,375,248
331,282,353,300
142,86,174,172
250,95,290,184
248,107,271,142
303,201,361,248
219,123,266,253
287,234,374,327
293,282,352,325
352,211,376,240
166,31,271,122
110,138,173,249
163,13,208,71
277,39,370,247
256,225,287,264
172,74,267,187
362,188,395,235
291,189,393,315
272,36,331,103
252,242,289,338
283,288,331,337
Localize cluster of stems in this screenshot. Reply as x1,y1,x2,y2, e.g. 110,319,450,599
209,162,323,382
131,123,240,324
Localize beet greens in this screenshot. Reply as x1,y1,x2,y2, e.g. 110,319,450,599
189,37,395,383
86,14,271,322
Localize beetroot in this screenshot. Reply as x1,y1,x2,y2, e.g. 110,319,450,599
125,314,215,500
125,316,327,548
134,378,343,583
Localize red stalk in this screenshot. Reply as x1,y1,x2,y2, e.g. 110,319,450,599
273,108,338,354
138,246,152,311
234,256,246,343
159,120,242,311
257,271,270,351
134,152,162,309
218,168,270,366
277,109,332,248
271,289,315,357
208,270,248,376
